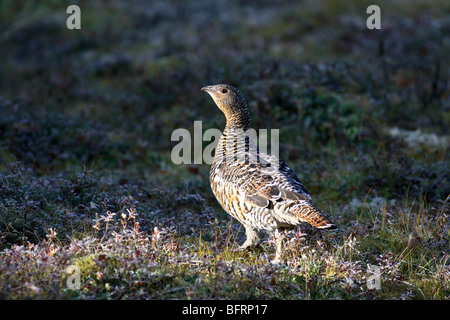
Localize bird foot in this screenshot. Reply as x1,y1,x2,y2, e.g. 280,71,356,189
232,245,246,252
270,257,283,265
234,241,259,252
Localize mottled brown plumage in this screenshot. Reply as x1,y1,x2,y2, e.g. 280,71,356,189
202,84,336,262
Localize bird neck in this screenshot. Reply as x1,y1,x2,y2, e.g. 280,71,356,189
215,124,259,166
224,107,251,131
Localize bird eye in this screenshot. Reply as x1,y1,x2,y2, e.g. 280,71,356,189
220,88,228,94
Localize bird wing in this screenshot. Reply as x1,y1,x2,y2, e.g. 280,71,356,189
243,166,311,208
211,137,335,229
218,150,311,208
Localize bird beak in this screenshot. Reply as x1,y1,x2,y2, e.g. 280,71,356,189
201,85,213,93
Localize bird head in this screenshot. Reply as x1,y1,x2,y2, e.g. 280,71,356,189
201,84,251,130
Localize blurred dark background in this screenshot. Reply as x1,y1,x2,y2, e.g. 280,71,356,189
0,0,448,226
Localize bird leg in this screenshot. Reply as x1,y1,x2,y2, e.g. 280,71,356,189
238,225,260,250
271,229,284,265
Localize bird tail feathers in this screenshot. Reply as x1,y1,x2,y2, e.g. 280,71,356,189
293,204,336,230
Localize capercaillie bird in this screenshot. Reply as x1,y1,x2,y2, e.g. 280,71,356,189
202,84,336,263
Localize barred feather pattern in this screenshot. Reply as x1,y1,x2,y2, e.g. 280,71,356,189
210,128,335,232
